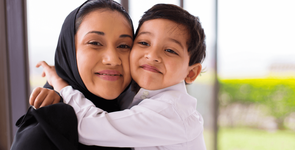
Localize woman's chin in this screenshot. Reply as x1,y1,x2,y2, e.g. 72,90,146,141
103,95,119,100
92,91,120,100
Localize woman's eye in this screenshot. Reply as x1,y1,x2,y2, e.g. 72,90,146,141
118,44,131,49
88,41,102,46
165,49,178,55
138,42,150,46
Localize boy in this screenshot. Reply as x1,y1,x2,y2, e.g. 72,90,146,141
31,4,206,150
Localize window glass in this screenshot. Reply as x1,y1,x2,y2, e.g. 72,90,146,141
218,0,295,149
184,1,216,150
219,0,295,78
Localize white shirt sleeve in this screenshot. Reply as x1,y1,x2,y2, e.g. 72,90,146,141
60,86,202,147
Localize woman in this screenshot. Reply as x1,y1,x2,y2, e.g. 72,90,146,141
11,0,134,149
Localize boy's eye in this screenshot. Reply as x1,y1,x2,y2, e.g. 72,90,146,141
138,42,150,46
165,49,178,55
88,41,102,46
118,44,131,49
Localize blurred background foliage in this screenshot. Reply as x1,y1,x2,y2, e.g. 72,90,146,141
219,78,295,130
218,78,295,150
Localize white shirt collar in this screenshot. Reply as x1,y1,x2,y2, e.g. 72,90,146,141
133,80,187,101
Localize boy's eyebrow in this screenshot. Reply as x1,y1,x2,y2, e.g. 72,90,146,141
138,31,184,49
137,31,152,36
168,38,184,49
86,31,132,40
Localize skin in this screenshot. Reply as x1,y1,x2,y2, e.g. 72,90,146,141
75,9,133,100
29,9,133,108
130,19,202,90
30,18,202,108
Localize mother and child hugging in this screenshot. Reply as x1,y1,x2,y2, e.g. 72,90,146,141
11,0,207,150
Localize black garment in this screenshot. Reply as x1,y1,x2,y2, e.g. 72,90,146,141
46,1,132,149
46,0,122,113
12,1,131,150
10,103,79,150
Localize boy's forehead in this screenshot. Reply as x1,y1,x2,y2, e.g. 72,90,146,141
138,19,189,39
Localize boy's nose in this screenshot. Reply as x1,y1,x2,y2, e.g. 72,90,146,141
102,48,122,66
144,48,161,63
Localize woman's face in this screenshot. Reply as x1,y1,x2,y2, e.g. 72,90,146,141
75,9,133,100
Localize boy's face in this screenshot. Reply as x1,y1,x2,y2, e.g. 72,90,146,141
130,19,192,90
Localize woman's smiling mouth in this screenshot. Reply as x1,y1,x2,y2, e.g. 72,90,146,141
95,70,122,81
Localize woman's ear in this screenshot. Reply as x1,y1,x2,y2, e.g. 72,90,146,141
185,63,202,84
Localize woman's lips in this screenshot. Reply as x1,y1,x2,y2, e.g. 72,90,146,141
95,70,122,81
140,64,161,73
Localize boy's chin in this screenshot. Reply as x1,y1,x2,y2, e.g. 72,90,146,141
137,82,162,91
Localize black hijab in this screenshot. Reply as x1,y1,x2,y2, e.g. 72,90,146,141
44,1,128,113
44,1,132,149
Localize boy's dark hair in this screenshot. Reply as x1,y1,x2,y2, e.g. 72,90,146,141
135,4,206,66
75,0,134,35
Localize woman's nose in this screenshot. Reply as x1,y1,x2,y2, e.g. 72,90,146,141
144,48,161,63
102,48,121,66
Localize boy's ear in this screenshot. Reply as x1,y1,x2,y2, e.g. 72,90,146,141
185,63,202,84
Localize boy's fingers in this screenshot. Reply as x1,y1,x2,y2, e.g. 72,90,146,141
51,90,61,104
41,71,46,77
30,88,59,109
53,95,61,104
34,89,48,109
29,87,42,106
39,97,52,108
36,61,50,69
39,90,57,107
36,61,45,68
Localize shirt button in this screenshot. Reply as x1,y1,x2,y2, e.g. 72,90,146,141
140,95,146,99
143,91,149,96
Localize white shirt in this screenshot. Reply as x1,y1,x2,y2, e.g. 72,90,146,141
60,81,206,150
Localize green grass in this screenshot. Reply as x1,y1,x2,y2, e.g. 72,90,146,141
218,127,295,150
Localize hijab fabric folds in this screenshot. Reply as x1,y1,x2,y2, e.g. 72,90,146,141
12,1,131,150
52,1,131,149
45,1,122,112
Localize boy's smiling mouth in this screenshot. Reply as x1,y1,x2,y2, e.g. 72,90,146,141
140,64,162,74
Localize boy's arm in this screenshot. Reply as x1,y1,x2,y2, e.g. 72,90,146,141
30,61,69,109
61,86,205,148
35,61,68,92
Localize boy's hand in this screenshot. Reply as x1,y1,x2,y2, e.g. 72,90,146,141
36,61,59,87
36,61,68,92
29,87,61,109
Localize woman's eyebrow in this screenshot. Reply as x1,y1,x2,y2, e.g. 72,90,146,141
87,31,104,35
86,31,132,40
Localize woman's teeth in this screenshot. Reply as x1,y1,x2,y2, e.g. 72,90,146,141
96,73,120,76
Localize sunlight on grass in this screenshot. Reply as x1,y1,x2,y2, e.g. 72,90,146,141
218,127,295,150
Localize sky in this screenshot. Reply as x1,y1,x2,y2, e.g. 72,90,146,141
27,0,295,82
